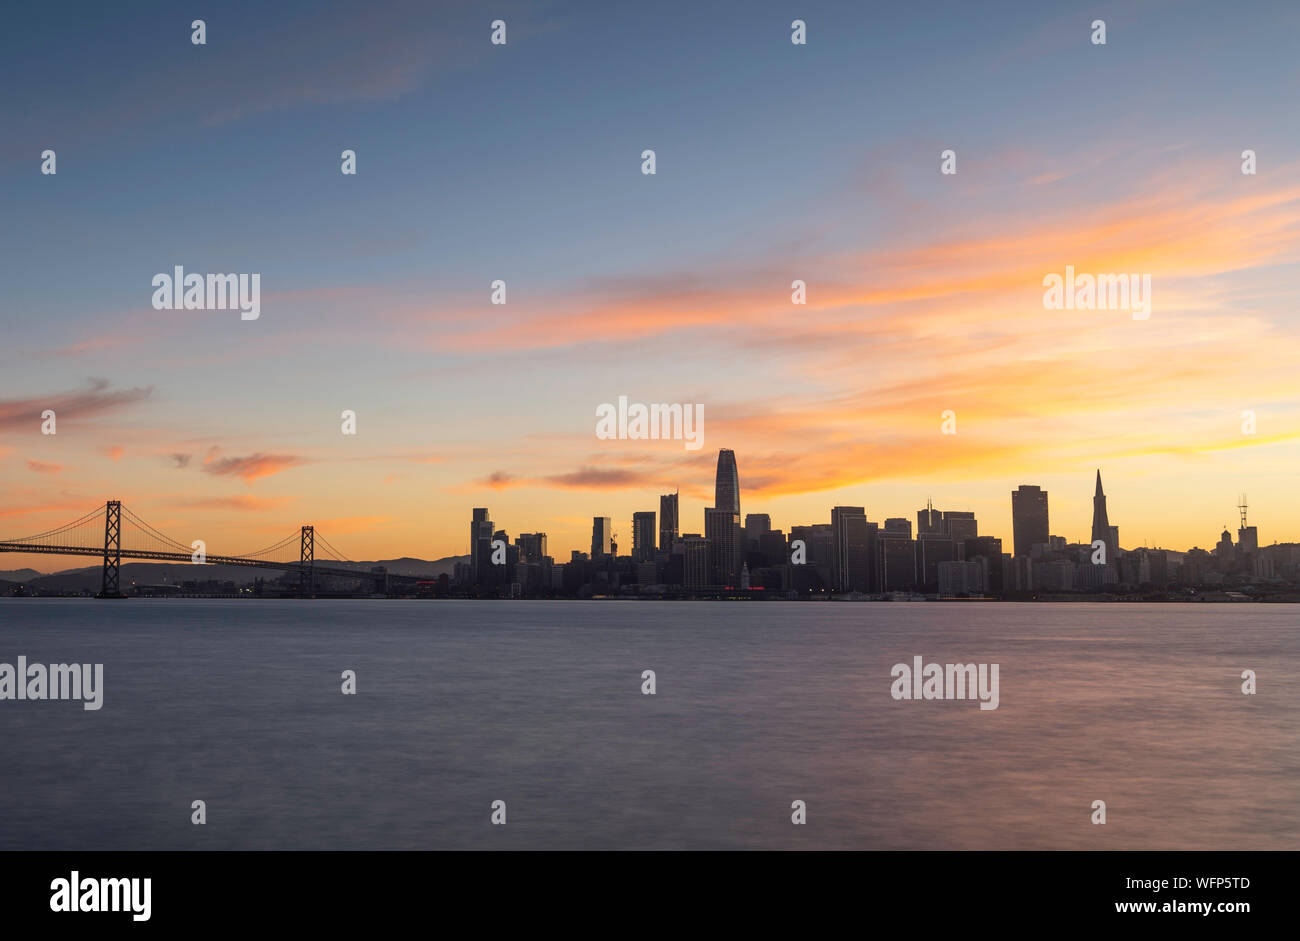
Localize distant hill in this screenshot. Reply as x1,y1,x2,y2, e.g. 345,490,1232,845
1,556,467,592
347,557,465,579
0,569,43,582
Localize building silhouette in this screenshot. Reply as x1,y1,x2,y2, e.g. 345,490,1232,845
942,510,978,544
916,531,957,592
516,532,547,562
705,507,741,585
1238,496,1258,561
917,500,942,536
881,533,917,591
712,449,742,579
1216,527,1234,567
964,535,1004,594
591,517,612,559
632,511,656,562
744,513,771,548
1090,470,1117,563
831,506,868,592
659,491,679,552
715,449,740,515
1012,485,1049,557
470,508,494,585
758,529,788,568
883,517,912,538
790,522,833,590
681,534,709,588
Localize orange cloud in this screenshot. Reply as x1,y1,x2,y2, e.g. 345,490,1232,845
27,460,62,475
370,160,1300,366
0,499,95,521
476,465,672,491
178,496,296,511
202,453,306,483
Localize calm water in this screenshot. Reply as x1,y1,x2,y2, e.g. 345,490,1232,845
0,599,1296,850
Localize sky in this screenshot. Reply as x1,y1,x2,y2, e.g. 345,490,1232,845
3,0,1300,571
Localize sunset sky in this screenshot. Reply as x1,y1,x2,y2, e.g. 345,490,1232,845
3,0,1300,571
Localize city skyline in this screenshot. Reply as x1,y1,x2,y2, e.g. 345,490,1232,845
5,1,1300,569
2,449,1286,577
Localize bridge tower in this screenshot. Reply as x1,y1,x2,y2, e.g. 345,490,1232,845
98,500,124,598
300,525,314,596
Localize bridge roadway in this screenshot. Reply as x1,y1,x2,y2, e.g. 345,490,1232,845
0,543,425,585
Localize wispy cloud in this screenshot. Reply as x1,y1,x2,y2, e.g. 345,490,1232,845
26,460,63,475
177,495,296,512
201,454,306,484
0,1,517,164
0,379,152,432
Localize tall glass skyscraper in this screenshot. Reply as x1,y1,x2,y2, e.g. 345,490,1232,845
713,450,741,578
714,449,740,516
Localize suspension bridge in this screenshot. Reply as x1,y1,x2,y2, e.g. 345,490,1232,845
0,501,412,597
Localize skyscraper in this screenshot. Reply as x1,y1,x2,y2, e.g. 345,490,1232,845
942,510,978,544
864,520,882,593
705,507,741,586
791,523,834,590
493,528,513,566
515,532,547,562
1090,470,1116,563
682,535,710,588
917,500,942,536
759,529,788,568
715,449,740,516
880,533,917,591
1012,485,1049,558
632,511,656,562
470,508,494,585
659,491,679,551
712,449,742,578
1216,527,1235,568
591,517,612,559
831,506,869,592
964,536,1004,594
744,513,771,547
916,532,957,592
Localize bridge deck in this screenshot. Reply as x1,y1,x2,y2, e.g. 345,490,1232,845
0,544,421,584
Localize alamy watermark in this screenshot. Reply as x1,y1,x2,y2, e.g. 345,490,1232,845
1043,265,1150,320
152,266,260,320
0,656,103,710
50,871,150,921
890,656,999,710
596,396,703,451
